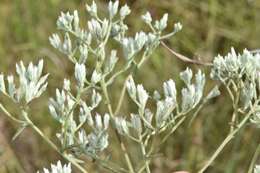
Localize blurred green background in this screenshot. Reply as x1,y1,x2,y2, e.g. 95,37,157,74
0,0,260,172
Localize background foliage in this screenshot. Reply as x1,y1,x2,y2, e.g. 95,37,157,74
0,0,260,172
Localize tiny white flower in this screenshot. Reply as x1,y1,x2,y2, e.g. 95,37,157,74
75,63,86,87
137,84,149,109
86,1,97,17
120,4,131,18
91,70,102,84
141,12,152,24
108,0,119,18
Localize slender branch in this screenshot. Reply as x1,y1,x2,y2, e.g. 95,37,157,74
230,86,240,133
0,104,25,124
0,104,88,173
198,110,253,173
100,78,135,173
161,42,212,66
248,143,260,173
114,77,128,115
139,134,151,173
188,100,207,127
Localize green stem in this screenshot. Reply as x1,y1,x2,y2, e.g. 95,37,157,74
100,78,135,173
114,78,128,115
248,143,260,173
230,88,240,133
0,104,88,173
139,135,151,173
21,111,88,173
198,111,253,173
0,103,25,124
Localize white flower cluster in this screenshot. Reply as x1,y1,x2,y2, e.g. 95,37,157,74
114,68,214,141
211,48,260,128
49,0,182,67
37,161,71,173
0,60,48,104
47,0,184,161
0,1,225,173
48,76,109,155
211,48,260,82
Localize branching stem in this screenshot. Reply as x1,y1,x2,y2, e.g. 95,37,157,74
0,104,88,173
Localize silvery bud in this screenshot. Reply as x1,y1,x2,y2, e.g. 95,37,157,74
0,74,6,93
146,33,158,48
91,90,102,109
155,97,174,128
88,19,102,39
57,12,73,31
114,117,129,135
78,130,88,145
163,79,176,100
194,70,205,104
91,70,102,84
49,104,59,122
62,33,72,55
155,13,168,31
134,31,147,51
111,24,121,38
137,84,149,110
49,34,61,49
205,86,220,100
103,113,110,130
126,76,136,100
95,113,103,131
180,68,193,86
104,50,118,73
181,85,195,112
73,10,79,32
120,4,131,19
108,0,119,19
131,114,142,134
79,45,88,64
75,63,86,87
86,1,97,17
141,12,152,24
55,89,66,106
153,90,161,101
174,22,183,32
122,37,135,59
7,75,15,99
79,107,87,124
63,79,70,91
